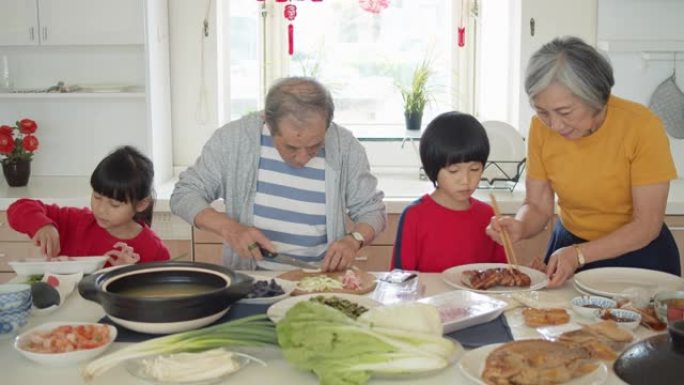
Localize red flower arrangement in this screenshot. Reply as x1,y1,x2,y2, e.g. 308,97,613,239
0,119,39,164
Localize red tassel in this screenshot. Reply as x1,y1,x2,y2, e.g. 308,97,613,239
458,27,465,47
288,24,294,55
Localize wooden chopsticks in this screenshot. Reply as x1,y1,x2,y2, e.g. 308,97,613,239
490,193,519,270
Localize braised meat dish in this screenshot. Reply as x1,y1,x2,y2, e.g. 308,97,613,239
462,268,532,290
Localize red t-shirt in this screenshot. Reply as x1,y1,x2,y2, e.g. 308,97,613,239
392,194,506,272
7,198,170,265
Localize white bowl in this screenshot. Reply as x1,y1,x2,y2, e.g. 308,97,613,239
0,306,31,340
9,256,107,275
0,284,32,311
593,308,641,331
14,322,117,366
570,295,617,319
238,275,297,305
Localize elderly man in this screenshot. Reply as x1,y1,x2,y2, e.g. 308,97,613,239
171,77,386,271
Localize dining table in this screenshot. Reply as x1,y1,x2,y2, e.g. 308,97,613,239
0,271,662,385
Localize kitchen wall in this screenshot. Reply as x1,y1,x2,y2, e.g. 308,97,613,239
598,0,684,176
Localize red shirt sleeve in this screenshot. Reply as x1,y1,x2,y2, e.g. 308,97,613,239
7,198,69,237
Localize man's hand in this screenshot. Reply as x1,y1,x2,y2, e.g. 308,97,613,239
32,225,61,258
321,235,359,272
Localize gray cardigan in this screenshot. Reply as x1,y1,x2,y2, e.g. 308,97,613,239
170,113,387,269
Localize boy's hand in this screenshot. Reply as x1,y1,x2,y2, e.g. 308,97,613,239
32,225,61,258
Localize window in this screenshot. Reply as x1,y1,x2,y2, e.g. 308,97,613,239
228,0,476,137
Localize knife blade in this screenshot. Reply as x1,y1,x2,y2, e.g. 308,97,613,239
258,246,320,270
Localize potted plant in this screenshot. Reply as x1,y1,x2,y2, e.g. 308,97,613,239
398,58,433,131
0,118,39,186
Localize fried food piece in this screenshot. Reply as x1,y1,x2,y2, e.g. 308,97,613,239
558,320,633,361
483,339,598,385
522,308,570,327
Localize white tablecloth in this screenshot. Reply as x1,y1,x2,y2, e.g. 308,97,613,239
1,273,659,385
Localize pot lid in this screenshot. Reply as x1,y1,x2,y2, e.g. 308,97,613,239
614,320,684,385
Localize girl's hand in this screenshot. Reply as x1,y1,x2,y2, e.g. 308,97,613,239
105,242,141,266
486,215,525,244
32,225,61,258
545,246,579,288
321,236,358,272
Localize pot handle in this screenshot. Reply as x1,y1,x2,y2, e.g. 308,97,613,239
77,273,100,303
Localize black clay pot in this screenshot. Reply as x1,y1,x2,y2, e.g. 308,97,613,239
614,320,684,385
2,159,31,187
78,261,253,333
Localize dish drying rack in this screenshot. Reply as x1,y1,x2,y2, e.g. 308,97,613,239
478,159,526,192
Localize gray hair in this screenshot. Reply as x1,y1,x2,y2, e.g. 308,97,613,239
525,36,614,110
264,77,335,134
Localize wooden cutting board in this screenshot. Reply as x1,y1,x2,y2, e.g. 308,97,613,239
277,267,377,296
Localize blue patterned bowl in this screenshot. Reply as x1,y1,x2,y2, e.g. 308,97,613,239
0,284,31,312
0,306,30,339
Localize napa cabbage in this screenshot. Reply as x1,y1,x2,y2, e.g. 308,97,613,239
276,301,459,385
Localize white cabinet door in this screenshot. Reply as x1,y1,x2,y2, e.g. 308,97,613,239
38,0,144,45
0,0,39,45
516,0,597,136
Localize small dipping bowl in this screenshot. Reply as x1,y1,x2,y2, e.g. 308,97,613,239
653,290,684,324
571,295,617,319
594,308,641,331
0,305,31,340
0,284,32,312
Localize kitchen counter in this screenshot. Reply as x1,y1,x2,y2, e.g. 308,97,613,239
0,273,656,385
2,173,684,215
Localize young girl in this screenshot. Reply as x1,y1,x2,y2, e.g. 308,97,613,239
392,111,506,272
8,146,170,266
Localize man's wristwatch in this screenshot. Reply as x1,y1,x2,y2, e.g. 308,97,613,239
347,231,365,249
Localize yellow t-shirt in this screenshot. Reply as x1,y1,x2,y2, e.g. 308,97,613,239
526,95,677,240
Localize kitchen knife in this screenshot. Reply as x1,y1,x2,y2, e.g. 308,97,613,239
258,246,320,270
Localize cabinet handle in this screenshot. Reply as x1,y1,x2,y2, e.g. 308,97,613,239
670,226,684,231
354,255,368,261
42,27,47,41
29,27,35,41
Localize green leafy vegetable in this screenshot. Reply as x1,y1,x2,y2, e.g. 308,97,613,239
277,301,458,385
82,314,276,382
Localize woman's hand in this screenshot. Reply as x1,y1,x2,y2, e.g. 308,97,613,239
545,246,580,288
321,235,359,272
32,225,61,258
105,242,141,266
486,215,525,245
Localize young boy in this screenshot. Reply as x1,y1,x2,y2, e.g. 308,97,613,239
392,111,506,272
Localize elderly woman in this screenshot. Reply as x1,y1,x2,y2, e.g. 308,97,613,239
488,36,679,288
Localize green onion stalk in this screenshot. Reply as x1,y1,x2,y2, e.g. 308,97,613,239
82,314,277,382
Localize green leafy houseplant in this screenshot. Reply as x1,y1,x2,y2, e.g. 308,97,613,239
398,59,433,131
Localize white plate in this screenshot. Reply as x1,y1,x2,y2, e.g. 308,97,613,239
482,121,526,161
417,290,507,334
458,342,608,385
14,322,116,366
481,121,526,182
125,348,256,385
574,267,684,298
238,275,297,305
441,263,549,294
9,257,107,275
266,292,381,323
